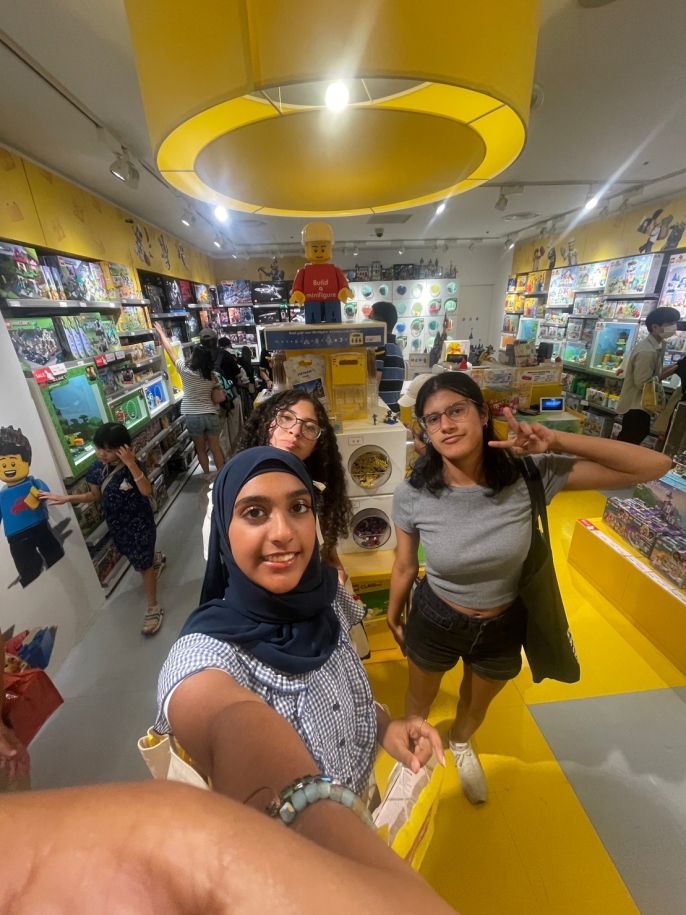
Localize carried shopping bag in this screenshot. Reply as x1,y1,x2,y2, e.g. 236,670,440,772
373,754,445,871
653,385,681,435
518,457,581,684
3,668,63,745
641,376,667,414
138,728,209,790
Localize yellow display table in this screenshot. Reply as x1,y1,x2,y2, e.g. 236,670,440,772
341,549,425,664
568,517,686,675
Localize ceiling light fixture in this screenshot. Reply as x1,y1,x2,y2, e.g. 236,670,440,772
109,148,139,188
436,202,446,215
214,204,228,223
505,235,516,250
213,233,223,249
495,188,509,211
398,245,404,255
583,186,600,212
324,80,349,112
468,241,475,253
181,207,195,227
353,244,359,257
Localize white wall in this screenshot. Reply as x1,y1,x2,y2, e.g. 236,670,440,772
0,321,104,674
335,244,505,349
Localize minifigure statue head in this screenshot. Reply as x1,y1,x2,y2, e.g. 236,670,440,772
302,221,334,264
0,425,32,486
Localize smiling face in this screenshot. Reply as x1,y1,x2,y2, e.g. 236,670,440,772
304,240,332,263
228,471,316,593
0,453,30,486
421,388,486,465
268,398,320,461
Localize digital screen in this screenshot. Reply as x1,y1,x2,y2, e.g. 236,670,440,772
540,396,565,412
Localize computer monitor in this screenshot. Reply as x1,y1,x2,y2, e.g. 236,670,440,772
539,395,565,413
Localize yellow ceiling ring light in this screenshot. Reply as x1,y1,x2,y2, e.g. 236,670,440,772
124,0,539,218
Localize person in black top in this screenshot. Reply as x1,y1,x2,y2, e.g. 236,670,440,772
199,328,241,385
239,346,257,390
259,348,274,391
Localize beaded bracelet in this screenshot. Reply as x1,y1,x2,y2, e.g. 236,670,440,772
266,774,373,827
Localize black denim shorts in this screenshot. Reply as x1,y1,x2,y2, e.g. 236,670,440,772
405,578,526,680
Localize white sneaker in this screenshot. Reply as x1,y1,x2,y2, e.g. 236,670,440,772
449,740,488,804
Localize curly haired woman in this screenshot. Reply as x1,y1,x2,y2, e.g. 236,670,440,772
202,390,352,583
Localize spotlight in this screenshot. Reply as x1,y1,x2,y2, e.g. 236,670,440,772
495,189,509,211
436,202,446,215
505,235,516,250
398,245,404,255
181,207,195,227
231,252,238,259
325,80,349,112
353,245,359,257
109,148,139,188
213,234,223,249
214,205,228,223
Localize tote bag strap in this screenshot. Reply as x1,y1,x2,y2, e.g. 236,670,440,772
520,456,551,543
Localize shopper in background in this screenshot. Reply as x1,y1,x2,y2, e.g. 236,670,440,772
388,371,671,805
371,301,405,412
203,390,351,583
2,782,455,914
617,305,681,444
221,336,254,420
155,450,444,865
154,323,225,481
239,345,257,392
259,347,274,391
40,423,166,636
200,327,241,387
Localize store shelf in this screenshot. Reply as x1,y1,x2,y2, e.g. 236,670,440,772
118,329,154,340
580,400,620,417
524,292,548,297
153,458,198,525
129,352,162,370
603,293,658,300
186,303,205,310
121,297,150,306
138,415,185,458
1,297,120,312
86,520,110,548
562,361,623,379
107,381,147,404
150,310,189,319
149,435,190,481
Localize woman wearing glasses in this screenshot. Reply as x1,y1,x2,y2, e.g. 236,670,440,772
203,390,351,583
387,371,670,805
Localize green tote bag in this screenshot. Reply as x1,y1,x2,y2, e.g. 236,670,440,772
518,457,581,684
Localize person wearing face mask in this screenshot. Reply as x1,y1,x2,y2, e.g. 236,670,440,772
617,306,681,444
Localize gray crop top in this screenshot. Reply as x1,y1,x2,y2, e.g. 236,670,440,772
392,453,575,610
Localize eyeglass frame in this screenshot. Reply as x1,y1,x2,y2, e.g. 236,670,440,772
418,397,482,433
274,408,323,441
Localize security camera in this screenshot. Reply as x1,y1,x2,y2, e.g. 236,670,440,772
374,227,384,238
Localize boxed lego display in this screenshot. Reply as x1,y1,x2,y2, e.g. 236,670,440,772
650,534,686,588
604,254,662,296
575,261,609,291
100,262,138,300
633,470,686,532
41,256,108,301
547,266,578,307
5,316,66,369
659,252,686,317
0,243,53,299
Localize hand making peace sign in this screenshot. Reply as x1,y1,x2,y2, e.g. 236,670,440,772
487,407,559,457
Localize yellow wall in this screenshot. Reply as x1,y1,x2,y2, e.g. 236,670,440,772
0,146,213,284
512,190,686,274
213,254,305,282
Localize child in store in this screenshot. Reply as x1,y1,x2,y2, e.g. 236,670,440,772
39,422,165,636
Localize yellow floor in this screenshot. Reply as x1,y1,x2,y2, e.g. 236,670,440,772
364,490,686,914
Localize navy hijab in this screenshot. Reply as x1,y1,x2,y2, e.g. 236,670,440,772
186,447,340,674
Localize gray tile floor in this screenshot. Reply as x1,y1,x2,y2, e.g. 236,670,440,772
531,689,686,915
30,470,210,788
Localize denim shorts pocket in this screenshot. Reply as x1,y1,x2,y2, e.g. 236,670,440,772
413,584,454,632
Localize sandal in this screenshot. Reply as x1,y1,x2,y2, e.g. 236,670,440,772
142,605,164,637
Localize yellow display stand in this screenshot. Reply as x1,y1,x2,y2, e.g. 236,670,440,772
568,517,686,676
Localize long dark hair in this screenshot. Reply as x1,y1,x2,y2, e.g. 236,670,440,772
234,390,352,559
188,345,214,380
410,372,520,496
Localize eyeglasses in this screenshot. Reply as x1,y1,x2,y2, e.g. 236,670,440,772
418,399,477,433
275,409,322,441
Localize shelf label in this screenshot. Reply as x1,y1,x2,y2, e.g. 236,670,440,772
94,355,108,368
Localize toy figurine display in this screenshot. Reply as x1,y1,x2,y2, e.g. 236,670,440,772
0,426,64,587
290,222,353,324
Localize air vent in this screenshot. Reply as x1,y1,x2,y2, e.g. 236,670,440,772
503,211,540,221
366,213,412,224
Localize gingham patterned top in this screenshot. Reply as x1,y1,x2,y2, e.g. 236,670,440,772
155,585,376,795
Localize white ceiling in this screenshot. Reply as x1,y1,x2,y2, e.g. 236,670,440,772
1,0,686,258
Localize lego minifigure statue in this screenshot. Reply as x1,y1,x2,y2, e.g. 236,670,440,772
290,222,353,324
